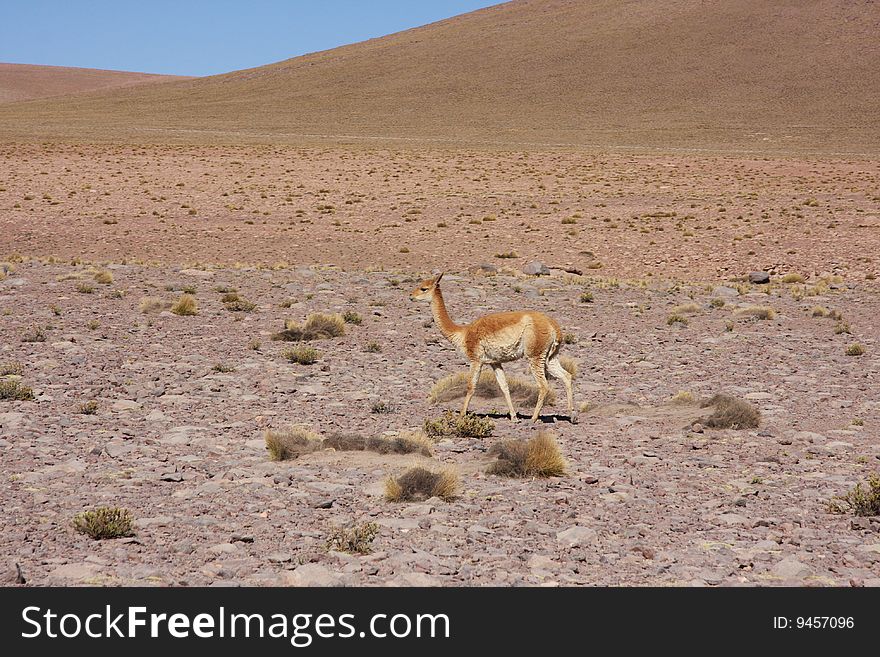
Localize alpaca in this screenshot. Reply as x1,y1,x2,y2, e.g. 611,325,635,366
410,273,576,423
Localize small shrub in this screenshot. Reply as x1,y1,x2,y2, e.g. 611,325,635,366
72,507,134,540
811,306,830,318
671,303,701,314
224,297,256,312
342,311,363,325
845,343,865,356
0,379,34,401
94,270,113,284
273,313,345,341
139,296,170,314
326,522,379,555
325,431,434,457
171,294,198,316
212,363,236,373
579,291,594,303
700,394,760,429
248,338,262,351
371,401,394,414
667,314,688,326
75,282,94,294
781,273,805,284
385,467,458,502
834,322,852,335
494,251,519,259
78,400,99,415
21,326,47,342
283,345,319,365
265,426,322,461
364,341,382,353
670,391,696,404
563,333,577,344
86,319,100,330
424,410,494,438
710,298,725,308
828,474,880,516
486,432,566,478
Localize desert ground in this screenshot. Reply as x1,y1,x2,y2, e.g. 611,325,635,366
1,143,878,586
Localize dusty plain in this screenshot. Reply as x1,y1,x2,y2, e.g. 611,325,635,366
1,142,879,586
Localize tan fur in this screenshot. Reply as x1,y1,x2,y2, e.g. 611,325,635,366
411,273,576,423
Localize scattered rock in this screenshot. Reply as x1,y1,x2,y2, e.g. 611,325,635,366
522,261,550,276
749,271,770,284
556,526,598,548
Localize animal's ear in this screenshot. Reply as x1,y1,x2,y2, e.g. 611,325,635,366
434,272,444,285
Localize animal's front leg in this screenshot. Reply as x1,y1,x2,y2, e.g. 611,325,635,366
460,362,482,416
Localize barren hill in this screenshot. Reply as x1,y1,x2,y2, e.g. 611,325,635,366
0,63,190,104
1,0,878,152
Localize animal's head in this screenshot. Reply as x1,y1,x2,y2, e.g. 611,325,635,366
410,272,443,301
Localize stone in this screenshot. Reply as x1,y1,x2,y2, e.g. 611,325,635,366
749,271,770,284
556,526,598,548
282,563,344,587
522,261,551,276
772,558,812,579
50,562,102,581
111,399,141,411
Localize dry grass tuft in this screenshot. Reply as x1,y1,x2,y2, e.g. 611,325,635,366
734,305,775,320
139,296,171,314
326,522,379,555
171,293,198,316
810,305,830,317
0,361,23,376
670,390,696,404
78,400,99,415
385,467,458,502
424,410,494,438
93,270,113,284
700,394,761,429
265,426,323,461
828,473,880,516
428,370,557,406
486,432,566,478
73,507,134,540
671,303,701,314
325,430,434,457
558,355,578,379
845,343,865,356
781,273,805,284
273,312,346,341
283,345,320,365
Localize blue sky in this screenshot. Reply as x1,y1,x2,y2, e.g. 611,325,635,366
0,1,502,76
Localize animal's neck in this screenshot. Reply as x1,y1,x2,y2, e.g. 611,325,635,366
431,287,463,341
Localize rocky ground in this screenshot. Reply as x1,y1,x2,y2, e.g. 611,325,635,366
1,259,878,586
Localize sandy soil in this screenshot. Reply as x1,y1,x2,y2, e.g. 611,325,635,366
1,258,878,586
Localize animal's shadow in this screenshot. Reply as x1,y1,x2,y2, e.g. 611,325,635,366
470,411,577,424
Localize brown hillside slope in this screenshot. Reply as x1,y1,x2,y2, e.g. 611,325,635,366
0,0,877,152
0,63,191,104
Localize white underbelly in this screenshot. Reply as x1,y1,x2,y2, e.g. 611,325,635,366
481,341,525,363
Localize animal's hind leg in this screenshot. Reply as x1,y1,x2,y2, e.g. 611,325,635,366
528,358,550,422
491,363,517,421
461,362,482,417
547,356,577,423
